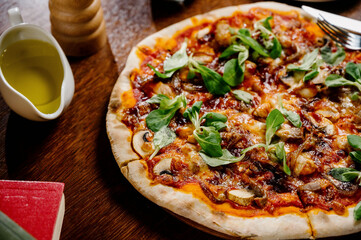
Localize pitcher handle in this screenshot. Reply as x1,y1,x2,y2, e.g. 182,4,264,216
8,7,24,26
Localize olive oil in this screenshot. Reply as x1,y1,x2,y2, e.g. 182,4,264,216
0,39,64,114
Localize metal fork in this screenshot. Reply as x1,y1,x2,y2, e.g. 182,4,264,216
317,15,361,50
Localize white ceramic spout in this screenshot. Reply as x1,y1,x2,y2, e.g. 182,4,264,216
0,7,74,121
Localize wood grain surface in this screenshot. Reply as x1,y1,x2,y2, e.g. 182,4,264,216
1,0,361,239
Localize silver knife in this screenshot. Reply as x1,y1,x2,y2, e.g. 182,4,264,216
302,5,361,34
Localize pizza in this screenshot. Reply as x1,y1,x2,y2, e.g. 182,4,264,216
106,2,361,239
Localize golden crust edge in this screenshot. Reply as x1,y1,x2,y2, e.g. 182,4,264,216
121,160,312,240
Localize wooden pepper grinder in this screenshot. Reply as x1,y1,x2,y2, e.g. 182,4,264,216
49,0,107,56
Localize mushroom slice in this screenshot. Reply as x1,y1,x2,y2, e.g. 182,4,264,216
132,130,154,158
228,189,255,206
276,124,303,141
153,158,173,175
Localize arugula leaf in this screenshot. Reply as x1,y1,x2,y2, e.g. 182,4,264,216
261,16,273,31
346,62,361,81
237,29,269,57
287,49,319,71
149,126,176,159
146,94,186,132
199,149,243,167
320,45,345,66
146,94,170,104
354,201,361,221
237,47,249,65
330,168,360,182
163,42,189,72
304,69,319,82
348,135,361,149
278,96,302,128
147,42,189,79
232,90,253,104
265,109,285,146
183,101,202,127
275,142,291,175
350,151,361,164
195,64,231,95
194,126,223,157
148,64,174,78
201,112,228,131
270,38,282,59
220,44,247,59
325,74,361,91
223,59,244,87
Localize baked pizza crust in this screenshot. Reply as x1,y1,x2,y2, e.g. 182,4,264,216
106,1,361,239
121,160,312,240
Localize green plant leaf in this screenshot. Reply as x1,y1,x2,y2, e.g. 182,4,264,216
261,16,273,31
325,74,361,91
183,101,202,127
348,135,361,149
330,168,360,182
237,29,269,57
265,109,285,146
199,149,244,167
194,126,223,157
270,37,282,59
146,94,170,104
320,45,345,66
195,64,231,95
350,151,361,164
346,62,361,81
275,142,291,175
237,47,249,65
149,126,176,159
287,49,319,71
146,95,187,132
201,112,228,131
223,59,244,87
148,64,174,78
232,90,253,104
278,96,302,128
220,44,247,59
304,69,319,82
163,41,189,72
354,201,361,221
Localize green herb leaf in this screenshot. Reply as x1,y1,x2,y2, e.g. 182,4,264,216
237,47,249,65
232,90,253,104
270,37,282,59
223,59,244,87
261,16,273,31
330,168,360,182
320,45,345,66
346,62,361,81
325,74,361,91
354,201,361,221
350,151,361,164
194,126,223,157
146,94,170,104
149,126,176,159
287,49,319,71
304,69,319,82
146,95,187,132
148,64,174,78
237,29,269,57
278,96,302,128
199,149,244,167
348,135,361,149
265,109,285,146
275,142,291,175
195,64,231,95
201,112,228,131
163,42,189,72
220,44,247,59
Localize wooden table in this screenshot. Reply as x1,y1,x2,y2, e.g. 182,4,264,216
1,0,361,239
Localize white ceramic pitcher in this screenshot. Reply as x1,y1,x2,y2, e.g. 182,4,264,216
0,7,74,121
